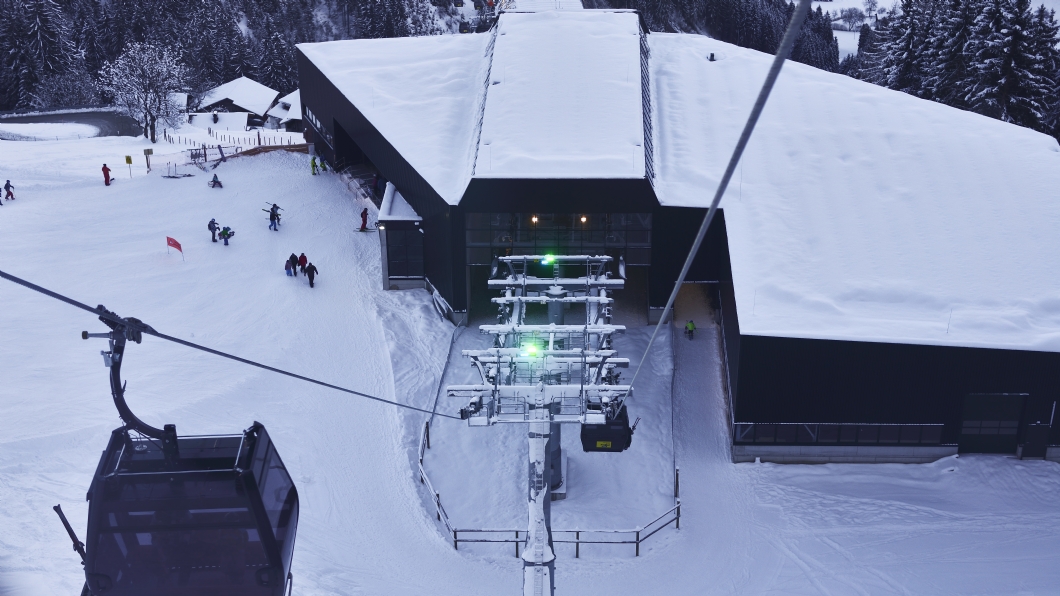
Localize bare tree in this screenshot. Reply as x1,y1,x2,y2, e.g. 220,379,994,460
99,42,187,143
863,0,879,16
841,7,867,30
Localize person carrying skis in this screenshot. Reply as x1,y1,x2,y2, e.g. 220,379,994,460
305,262,319,288
4,180,14,201
359,208,369,231
298,253,307,274
208,218,218,242
685,319,696,340
102,164,111,186
288,253,299,277
219,226,235,245
269,204,280,231
310,156,318,175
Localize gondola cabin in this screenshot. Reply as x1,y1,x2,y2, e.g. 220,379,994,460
84,423,297,595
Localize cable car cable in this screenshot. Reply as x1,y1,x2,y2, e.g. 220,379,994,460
621,0,813,405
0,268,461,420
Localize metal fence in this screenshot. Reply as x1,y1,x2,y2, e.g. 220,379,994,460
733,422,946,445
417,419,682,558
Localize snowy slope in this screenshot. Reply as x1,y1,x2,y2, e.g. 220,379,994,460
651,33,1060,352
1,134,1060,595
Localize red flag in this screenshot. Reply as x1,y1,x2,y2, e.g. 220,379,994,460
167,237,182,252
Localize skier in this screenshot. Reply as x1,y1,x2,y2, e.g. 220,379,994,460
219,226,235,246
298,253,307,274
310,156,318,175
359,208,369,231
209,173,222,188
320,159,328,172
102,164,111,186
305,262,319,288
288,253,299,277
685,319,696,340
208,218,218,242
269,204,280,231
285,259,293,276
4,180,14,201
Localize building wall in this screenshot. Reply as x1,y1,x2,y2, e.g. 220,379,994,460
733,335,1060,448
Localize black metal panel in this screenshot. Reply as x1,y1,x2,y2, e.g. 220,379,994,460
734,335,1060,446
648,207,732,308
460,178,658,213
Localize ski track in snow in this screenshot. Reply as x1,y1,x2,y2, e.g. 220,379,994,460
1,135,1059,595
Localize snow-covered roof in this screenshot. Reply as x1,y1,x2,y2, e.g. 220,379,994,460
379,182,422,222
649,33,1060,352
475,11,645,178
187,112,249,131
299,34,490,204
198,77,280,117
267,90,302,123
510,0,585,11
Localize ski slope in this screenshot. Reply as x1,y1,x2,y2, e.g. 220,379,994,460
1,132,1059,595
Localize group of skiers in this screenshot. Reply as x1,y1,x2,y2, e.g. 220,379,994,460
285,253,319,288
310,156,328,175
1,180,14,204
207,218,235,245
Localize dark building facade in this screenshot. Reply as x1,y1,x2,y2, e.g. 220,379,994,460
295,18,1059,464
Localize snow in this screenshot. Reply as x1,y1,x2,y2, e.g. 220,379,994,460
267,89,302,124
379,182,422,222
298,34,491,204
187,111,250,131
197,76,280,117
650,33,1060,352
476,11,645,179
1,135,1060,595
511,0,584,11
0,122,101,141
833,28,860,58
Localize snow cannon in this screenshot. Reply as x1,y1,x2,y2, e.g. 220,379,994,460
73,307,299,596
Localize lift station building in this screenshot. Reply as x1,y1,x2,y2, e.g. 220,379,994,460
296,9,1060,463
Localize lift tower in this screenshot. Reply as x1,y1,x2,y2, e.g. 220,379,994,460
449,255,635,596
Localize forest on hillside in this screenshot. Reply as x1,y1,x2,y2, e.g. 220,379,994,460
1,0,1055,141
0,0,837,113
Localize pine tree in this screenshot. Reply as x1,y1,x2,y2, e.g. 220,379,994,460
1029,4,1059,134
922,0,979,107
963,0,1051,127
880,0,926,94
259,16,296,93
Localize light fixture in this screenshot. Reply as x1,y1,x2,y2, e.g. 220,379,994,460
378,224,385,230
580,216,587,223
531,215,538,224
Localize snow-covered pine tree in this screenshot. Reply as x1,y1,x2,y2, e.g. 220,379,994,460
922,0,979,107
879,0,926,94
1029,4,1059,135
963,0,1050,128
259,16,297,94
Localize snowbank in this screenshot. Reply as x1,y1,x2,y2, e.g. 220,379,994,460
650,33,1060,352
0,122,100,141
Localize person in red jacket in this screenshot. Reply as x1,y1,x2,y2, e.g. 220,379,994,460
102,164,111,186
360,208,369,231
297,253,307,274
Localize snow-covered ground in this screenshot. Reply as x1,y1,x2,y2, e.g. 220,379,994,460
834,29,860,58
0,122,100,141
2,131,1060,596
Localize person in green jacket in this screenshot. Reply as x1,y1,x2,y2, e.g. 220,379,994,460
310,156,318,175
684,319,696,340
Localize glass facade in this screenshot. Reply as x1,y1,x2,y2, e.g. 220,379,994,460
465,212,652,265
386,229,425,278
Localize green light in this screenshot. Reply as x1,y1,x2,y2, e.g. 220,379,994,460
541,255,554,265
522,344,538,356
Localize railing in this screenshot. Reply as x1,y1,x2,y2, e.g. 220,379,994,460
449,499,680,558
418,413,681,558
733,422,947,445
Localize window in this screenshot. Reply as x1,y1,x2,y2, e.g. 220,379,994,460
387,230,424,277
